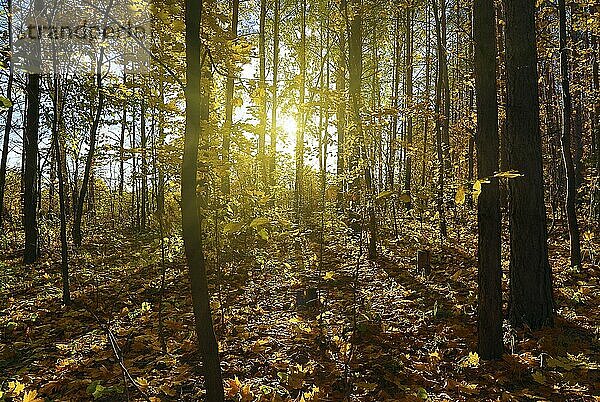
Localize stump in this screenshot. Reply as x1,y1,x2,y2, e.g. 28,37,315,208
417,250,431,276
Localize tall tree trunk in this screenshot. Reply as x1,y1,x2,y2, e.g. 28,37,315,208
474,0,502,360
24,72,40,264
389,11,400,191
336,0,347,210
0,0,13,229
157,75,166,215
183,0,224,399
222,0,239,195
141,98,148,230
72,53,105,246
295,0,307,218
404,6,413,208
258,0,267,186
52,74,70,305
119,72,126,217
422,0,431,188
505,0,554,329
270,0,279,186
432,0,447,239
558,0,581,267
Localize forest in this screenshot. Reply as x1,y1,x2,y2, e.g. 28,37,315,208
0,0,599,400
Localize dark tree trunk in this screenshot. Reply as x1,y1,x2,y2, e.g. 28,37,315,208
432,0,447,240
119,72,126,216
474,0,502,359
23,72,41,264
183,0,224,399
0,0,13,229
558,0,582,267
52,75,70,305
505,0,554,329
73,54,105,246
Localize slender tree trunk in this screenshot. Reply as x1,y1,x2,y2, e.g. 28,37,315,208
404,6,413,208
505,0,554,329
222,0,239,195
73,53,105,246
422,1,431,188
432,0,447,239
558,0,581,267
183,0,224,399
474,0,502,359
389,12,400,191
119,72,126,217
270,0,279,186
258,0,267,186
141,98,147,230
336,0,347,210
52,74,70,305
0,0,13,229
295,0,307,218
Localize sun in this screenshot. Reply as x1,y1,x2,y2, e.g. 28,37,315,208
279,114,297,136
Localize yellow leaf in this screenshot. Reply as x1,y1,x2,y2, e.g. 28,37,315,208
455,185,466,205
493,170,524,179
159,384,177,397
9,381,25,396
472,180,482,203
22,390,43,402
323,271,335,281
136,377,149,390
459,351,480,368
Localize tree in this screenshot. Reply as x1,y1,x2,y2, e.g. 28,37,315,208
222,0,239,196
258,0,267,185
72,50,105,246
336,0,347,210
182,0,224,399
0,0,14,229
505,0,554,329
295,0,307,218
432,0,447,240
558,0,582,268
23,73,41,264
269,0,279,186
473,0,502,359
51,74,70,305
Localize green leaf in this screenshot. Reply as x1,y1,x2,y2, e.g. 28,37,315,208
257,228,269,241
376,190,395,201
416,387,428,400
0,96,12,110
532,371,546,384
223,221,243,234
250,217,270,228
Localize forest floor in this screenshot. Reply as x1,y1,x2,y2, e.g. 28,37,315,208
1,212,600,401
